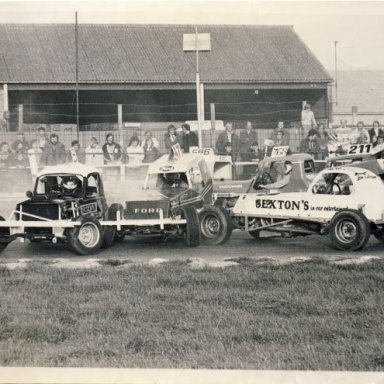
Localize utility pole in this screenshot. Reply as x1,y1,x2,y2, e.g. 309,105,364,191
75,12,80,140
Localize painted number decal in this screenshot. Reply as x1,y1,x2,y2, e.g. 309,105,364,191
348,144,371,154
271,146,289,157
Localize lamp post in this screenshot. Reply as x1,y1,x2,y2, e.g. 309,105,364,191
183,28,211,148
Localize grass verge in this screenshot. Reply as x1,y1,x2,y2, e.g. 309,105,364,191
0,259,383,370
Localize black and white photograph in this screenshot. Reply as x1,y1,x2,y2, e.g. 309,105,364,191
0,1,383,383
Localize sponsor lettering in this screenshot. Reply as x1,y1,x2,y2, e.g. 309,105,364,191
134,207,162,214
80,202,97,214
255,199,309,211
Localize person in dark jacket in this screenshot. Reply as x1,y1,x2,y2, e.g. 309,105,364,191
164,124,183,151
102,133,123,164
181,123,198,153
42,134,66,166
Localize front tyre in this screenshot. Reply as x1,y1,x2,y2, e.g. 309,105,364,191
102,203,124,249
330,210,370,251
68,217,103,255
0,215,11,253
199,206,232,245
181,206,200,247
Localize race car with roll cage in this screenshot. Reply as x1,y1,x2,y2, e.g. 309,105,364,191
326,143,384,180
102,151,233,247
231,166,384,251
213,153,317,210
0,163,109,255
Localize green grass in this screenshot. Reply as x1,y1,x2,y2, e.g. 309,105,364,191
0,259,383,370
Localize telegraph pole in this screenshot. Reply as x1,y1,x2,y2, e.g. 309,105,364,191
75,12,80,140
334,41,338,107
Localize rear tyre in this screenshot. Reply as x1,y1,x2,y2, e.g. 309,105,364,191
67,217,103,255
330,210,370,251
101,204,124,248
181,206,200,247
373,228,384,243
199,206,232,245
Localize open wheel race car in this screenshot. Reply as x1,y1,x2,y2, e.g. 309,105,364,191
231,166,384,251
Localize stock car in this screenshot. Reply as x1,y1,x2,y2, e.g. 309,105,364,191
213,153,316,209
231,166,384,251
102,153,233,247
0,164,109,255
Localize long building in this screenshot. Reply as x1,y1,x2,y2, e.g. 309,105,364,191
0,24,332,130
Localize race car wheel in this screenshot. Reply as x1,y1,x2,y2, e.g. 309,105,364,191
199,205,233,245
68,217,103,255
101,204,124,248
373,228,384,243
181,206,200,247
0,215,11,253
330,210,370,251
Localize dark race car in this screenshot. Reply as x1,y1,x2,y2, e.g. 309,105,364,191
0,163,109,255
102,153,233,247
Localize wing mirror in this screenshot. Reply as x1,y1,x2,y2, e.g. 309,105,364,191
26,191,33,198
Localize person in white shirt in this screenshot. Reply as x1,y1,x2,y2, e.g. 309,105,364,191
350,121,370,144
301,102,317,139
126,136,144,166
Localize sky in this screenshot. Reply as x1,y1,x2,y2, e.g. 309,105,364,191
0,1,384,71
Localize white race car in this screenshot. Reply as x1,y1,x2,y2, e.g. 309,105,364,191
231,166,384,251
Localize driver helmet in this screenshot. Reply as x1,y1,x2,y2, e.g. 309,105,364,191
62,176,80,190
164,172,180,181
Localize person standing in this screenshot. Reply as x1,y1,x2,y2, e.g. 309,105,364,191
216,121,239,155
368,120,384,144
299,129,321,159
239,121,258,161
141,130,160,163
126,136,144,166
42,134,66,166
271,121,290,147
181,123,198,153
37,126,48,150
164,124,183,151
301,102,317,139
102,133,123,164
350,121,370,144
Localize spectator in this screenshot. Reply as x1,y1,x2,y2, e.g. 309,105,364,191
13,150,29,168
42,134,66,166
239,121,258,162
368,120,384,144
142,130,160,163
299,129,321,159
271,121,290,146
350,121,370,144
27,139,43,168
164,124,183,151
216,121,239,155
222,142,237,162
181,123,198,153
259,138,275,159
0,142,13,168
86,137,102,152
272,130,292,156
126,136,144,166
339,119,348,129
301,102,317,138
37,126,48,150
11,132,29,152
102,133,123,164
316,124,329,160
67,140,85,163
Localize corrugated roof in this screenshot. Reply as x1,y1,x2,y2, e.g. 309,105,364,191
332,70,384,113
0,24,332,84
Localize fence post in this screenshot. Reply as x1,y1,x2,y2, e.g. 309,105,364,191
352,106,358,127
18,104,23,132
210,103,215,148
118,104,123,147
